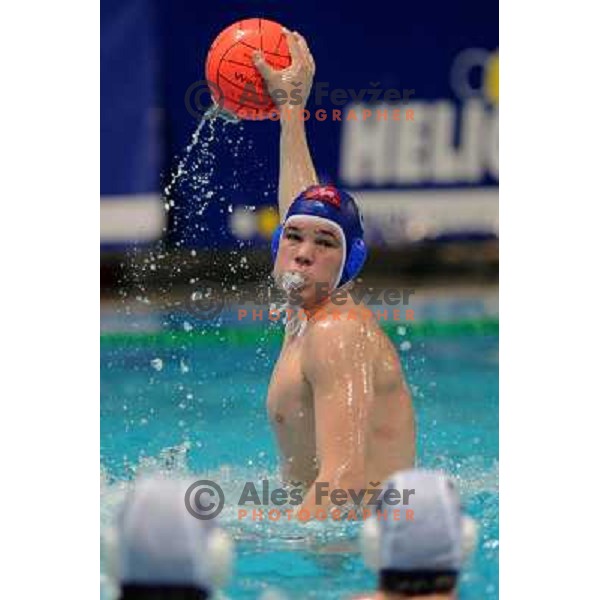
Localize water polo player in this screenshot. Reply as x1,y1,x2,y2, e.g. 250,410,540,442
253,30,415,518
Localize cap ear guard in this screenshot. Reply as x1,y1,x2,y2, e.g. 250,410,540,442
359,517,381,571
205,528,234,589
341,238,368,286
271,225,283,262
460,515,478,562
101,524,121,585
359,515,478,572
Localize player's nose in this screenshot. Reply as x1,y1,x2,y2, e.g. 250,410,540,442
294,241,315,266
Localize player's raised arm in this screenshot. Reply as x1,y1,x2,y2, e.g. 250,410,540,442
252,30,318,220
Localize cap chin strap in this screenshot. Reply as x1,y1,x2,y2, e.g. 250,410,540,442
359,514,479,572
284,215,346,290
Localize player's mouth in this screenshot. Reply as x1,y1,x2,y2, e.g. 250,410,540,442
278,271,308,293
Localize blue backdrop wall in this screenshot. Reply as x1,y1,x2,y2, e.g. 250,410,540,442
101,0,498,249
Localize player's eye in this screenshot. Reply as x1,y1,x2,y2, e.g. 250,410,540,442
285,231,302,241
316,238,335,247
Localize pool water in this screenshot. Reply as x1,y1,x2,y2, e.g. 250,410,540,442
101,320,498,599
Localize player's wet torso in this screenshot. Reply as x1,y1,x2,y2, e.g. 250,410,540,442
267,333,318,487
267,306,416,491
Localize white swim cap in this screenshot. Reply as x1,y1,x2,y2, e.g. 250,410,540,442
104,477,233,595
360,469,477,594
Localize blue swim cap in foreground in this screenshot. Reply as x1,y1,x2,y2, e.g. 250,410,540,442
271,185,367,288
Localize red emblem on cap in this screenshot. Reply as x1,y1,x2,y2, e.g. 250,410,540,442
303,185,341,208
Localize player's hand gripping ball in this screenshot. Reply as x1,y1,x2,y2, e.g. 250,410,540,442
205,18,291,120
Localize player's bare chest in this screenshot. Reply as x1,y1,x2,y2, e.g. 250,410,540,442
266,339,311,424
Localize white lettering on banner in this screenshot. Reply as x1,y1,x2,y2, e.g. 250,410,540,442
430,101,461,182
395,102,428,183
487,107,499,179
340,101,499,186
459,100,487,182
339,106,391,185
429,99,489,183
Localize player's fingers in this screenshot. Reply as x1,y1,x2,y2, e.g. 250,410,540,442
252,51,274,80
294,32,309,60
284,28,303,68
307,49,315,74
295,33,315,73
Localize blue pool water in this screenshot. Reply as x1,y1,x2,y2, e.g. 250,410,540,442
101,320,498,599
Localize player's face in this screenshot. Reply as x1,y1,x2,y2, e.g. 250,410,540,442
274,218,343,307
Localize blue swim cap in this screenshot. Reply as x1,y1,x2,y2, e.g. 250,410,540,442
271,185,367,288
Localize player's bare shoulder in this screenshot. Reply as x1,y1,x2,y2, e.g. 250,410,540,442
300,310,378,374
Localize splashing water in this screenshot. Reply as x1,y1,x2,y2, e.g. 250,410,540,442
279,271,306,294
163,103,240,199
117,99,272,320
163,118,207,200
101,329,499,599
270,272,309,337
100,441,364,600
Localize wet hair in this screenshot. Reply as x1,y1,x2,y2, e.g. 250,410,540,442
378,570,458,596
119,585,209,600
